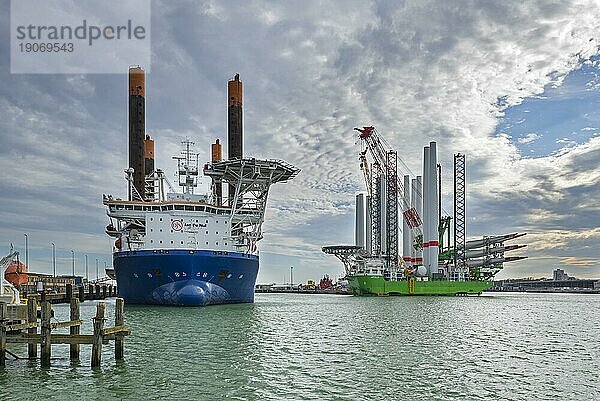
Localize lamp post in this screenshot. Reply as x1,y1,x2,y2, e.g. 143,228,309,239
85,254,88,281
290,266,294,287
24,233,29,269
95,258,99,280
71,250,75,277
51,242,56,277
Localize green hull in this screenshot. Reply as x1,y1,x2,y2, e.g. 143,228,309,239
348,275,493,296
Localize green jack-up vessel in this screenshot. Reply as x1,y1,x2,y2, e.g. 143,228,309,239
323,126,526,296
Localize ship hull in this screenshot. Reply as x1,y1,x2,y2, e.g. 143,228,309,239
348,274,493,296
113,249,259,306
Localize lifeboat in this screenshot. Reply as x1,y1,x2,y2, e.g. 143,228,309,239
4,260,28,286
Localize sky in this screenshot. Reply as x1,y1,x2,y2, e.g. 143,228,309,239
0,0,599,283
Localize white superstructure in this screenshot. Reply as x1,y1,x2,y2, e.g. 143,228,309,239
104,143,299,254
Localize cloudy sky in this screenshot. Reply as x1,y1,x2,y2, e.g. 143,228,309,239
1,0,599,283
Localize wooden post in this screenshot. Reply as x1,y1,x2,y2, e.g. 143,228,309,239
40,300,52,367
88,284,94,300
0,302,6,368
102,286,107,299
115,298,124,360
95,285,100,300
78,286,85,302
91,301,105,368
69,297,80,360
65,283,73,301
27,297,37,359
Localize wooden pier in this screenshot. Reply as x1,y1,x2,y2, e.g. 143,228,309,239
20,283,117,305
0,296,129,368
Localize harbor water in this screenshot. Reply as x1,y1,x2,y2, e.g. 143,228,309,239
1,292,598,400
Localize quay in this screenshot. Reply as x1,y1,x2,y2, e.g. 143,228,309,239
0,296,129,368
22,283,118,304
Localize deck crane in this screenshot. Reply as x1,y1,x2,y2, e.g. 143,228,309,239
354,126,423,268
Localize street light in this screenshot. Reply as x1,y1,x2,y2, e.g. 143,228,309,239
71,250,75,277
290,266,294,287
95,258,99,281
85,254,89,281
51,242,56,277
24,233,29,269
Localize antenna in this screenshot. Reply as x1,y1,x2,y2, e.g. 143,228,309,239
172,139,199,194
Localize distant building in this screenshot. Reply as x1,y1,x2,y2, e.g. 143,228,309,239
553,269,576,281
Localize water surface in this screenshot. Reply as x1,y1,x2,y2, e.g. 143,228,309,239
1,293,598,400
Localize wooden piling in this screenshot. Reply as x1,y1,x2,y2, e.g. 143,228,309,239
95,285,100,300
102,286,107,299
88,284,94,300
78,286,85,302
40,301,52,367
27,297,37,359
91,302,105,368
115,298,124,360
65,284,73,301
0,302,7,368
69,297,80,360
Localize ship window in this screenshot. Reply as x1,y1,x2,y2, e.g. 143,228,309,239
216,221,218,224
216,232,218,235
152,206,159,211
206,242,209,245
181,241,184,245
185,206,194,211
160,229,163,232
144,206,151,211
225,243,228,246
150,228,153,232
216,242,219,246
125,205,133,210
198,206,205,212
175,205,184,210
159,218,163,222
168,205,174,210
206,220,209,223
134,206,142,211
150,240,153,243
150,217,153,221
160,240,163,244
206,231,209,234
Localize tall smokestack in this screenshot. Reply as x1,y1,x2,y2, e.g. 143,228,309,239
228,74,243,159
129,66,146,200
211,138,223,206
144,134,155,175
228,74,243,204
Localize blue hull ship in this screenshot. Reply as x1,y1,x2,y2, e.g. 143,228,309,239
104,69,298,306
114,250,259,306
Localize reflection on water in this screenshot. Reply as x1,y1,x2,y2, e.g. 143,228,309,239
1,293,598,400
